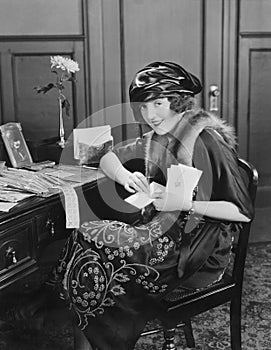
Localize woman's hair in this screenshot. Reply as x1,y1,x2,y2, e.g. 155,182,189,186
133,94,196,124
168,94,196,113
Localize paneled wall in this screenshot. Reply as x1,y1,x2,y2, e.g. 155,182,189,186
0,0,234,147
0,0,88,143
88,0,229,141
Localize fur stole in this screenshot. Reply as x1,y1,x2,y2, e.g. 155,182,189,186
143,109,236,178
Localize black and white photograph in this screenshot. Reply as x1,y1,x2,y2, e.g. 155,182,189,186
0,1,269,349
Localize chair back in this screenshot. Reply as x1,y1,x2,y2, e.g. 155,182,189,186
232,158,258,285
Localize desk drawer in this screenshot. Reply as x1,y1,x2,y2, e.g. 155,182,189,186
35,203,71,253
0,218,37,289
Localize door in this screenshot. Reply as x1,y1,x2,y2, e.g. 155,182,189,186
238,1,271,208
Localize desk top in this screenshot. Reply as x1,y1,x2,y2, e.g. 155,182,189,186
0,166,106,226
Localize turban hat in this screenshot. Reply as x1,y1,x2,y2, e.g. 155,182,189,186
129,61,202,106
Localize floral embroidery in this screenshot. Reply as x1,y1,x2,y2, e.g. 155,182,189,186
58,230,168,330
81,219,163,250
149,235,175,266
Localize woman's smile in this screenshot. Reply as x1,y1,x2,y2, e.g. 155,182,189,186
140,98,181,134
151,120,162,127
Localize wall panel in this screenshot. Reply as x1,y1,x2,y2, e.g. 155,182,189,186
123,0,202,100
0,0,227,158
0,41,85,141
240,0,271,33
0,0,82,35
239,38,271,186
238,0,271,212
120,0,204,140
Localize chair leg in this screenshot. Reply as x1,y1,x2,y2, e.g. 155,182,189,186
230,297,242,350
183,319,195,348
163,327,177,350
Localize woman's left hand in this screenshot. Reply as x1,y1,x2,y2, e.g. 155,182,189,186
152,190,192,212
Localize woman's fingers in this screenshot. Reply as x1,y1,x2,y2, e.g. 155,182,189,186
124,172,151,193
134,172,150,192
124,183,136,193
153,198,163,211
124,174,145,193
153,192,167,211
130,172,150,193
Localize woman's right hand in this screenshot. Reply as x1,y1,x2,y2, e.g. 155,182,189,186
124,172,150,193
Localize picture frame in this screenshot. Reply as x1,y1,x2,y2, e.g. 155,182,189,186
0,122,33,168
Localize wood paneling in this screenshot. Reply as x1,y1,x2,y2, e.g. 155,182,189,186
86,0,229,142
0,0,82,35
0,41,86,141
0,0,231,159
122,0,202,100
240,0,271,33
86,0,105,121
249,50,271,186
121,0,203,141
220,0,238,127
238,1,271,208
239,37,271,187
204,0,223,113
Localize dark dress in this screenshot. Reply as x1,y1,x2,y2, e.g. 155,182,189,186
53,124,253,350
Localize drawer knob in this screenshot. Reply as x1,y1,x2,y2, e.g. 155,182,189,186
46,218,55,237
6,246,17,266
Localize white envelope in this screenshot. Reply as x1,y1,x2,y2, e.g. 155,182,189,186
73,125,113,159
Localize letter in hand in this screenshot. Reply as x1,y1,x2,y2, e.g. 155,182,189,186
152,190,192,212
124,172,150,194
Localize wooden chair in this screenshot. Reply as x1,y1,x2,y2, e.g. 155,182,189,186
141,158,258,349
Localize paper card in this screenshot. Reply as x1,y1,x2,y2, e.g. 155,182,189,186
73,125,113,159
124,182,165,209
124,192,154,209
149,182,166,197
166,164,202,200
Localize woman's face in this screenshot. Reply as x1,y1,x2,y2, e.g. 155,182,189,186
140,98,180,135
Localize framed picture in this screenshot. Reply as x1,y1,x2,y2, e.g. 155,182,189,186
0,122,33,168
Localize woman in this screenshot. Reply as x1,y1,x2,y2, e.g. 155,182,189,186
54,61,253,350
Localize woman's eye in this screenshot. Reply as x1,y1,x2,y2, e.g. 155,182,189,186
141,104,147,110
155,101,162,106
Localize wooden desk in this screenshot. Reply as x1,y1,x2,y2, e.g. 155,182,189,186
0,167,144,297
0,177,102,294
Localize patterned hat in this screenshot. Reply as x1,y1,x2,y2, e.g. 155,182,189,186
129,61,202,104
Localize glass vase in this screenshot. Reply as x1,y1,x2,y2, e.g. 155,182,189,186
57,96,66,148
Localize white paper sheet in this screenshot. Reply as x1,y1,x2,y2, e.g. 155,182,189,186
166,163,202,200
73,125,113,159
124,182,165,209
124,164,202,210
60,185,80,228
0,202,18,212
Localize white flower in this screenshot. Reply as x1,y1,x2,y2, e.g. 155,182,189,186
50,56,66,70
50,55,80,73
63,58,80,73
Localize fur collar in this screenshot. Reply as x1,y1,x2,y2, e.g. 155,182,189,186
143,109,236,178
